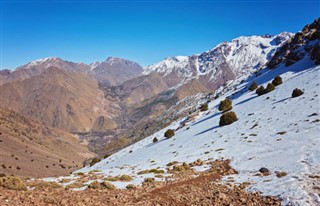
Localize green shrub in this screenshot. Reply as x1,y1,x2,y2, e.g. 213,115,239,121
219,111,238,126
218,98,232,112
153,137,158,143
89,157,101,167
265,83,275,93
248,81,258,91
199,103,209,111
164,129,175,139
272,76,283,86
256,86,265,96
292,88,304,97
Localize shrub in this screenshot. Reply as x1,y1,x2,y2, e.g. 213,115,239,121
126,184,135,190
87,181,101,189
101,181,115,190
265,83,275,93
199,103,209,111
292,88,304,98
143,178,155,183
89,157,101,167
272,76,283,86
0,176,27,190
248,81,258,91
164,129,175,139
153,137,158,143
218,98,232,112
104,154,111,159
256,86,265,96
219,111,238,126
118,174,132,181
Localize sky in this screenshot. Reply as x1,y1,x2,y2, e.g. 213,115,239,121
1,0,319,69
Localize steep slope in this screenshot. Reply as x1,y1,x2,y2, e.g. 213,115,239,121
0,57,142,86
0,67,118,132
0,107,94,178
268,18,319,68
144,32,292,90
72,57,319,205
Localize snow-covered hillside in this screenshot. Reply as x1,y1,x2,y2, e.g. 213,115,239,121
143,32,292,83
51,57,320,205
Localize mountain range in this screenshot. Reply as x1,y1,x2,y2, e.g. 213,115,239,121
0,18,319,178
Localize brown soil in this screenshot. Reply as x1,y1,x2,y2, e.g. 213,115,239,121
0,160,281,206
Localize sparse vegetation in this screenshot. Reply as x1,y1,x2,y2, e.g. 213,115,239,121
166,161,179,167
0,176,27,190
292,88,304,97
199,103,209,111
89,157,101,167
118,174,133,181
272,76,283,86
164,129,175,139
218,98,233,112
138,169,165,175
101,181,115,190
66,182,85,189
126,184,135,189
219,111,238,126
248,81,258,91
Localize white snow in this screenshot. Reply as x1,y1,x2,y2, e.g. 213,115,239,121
66,57,320,205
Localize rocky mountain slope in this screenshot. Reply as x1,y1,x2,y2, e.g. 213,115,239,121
0,57,142,86
0,107,94,177
144,32,292,90
63,54,320,206
0,67,119,133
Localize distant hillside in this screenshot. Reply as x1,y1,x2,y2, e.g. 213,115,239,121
0,107,94,178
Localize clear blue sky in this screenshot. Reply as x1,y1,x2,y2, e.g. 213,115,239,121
1,0,319,69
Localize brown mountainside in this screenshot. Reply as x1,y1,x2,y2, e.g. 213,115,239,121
0,107,94,178
0,67,118,133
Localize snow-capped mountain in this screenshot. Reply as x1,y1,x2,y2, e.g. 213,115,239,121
52,51,320,206
144,32,293,85
0,57,142,86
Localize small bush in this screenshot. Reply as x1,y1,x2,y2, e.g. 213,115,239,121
199,103,209,111
218,98,232,112
265,83,275,93
153,137,158,143
166,161,179,167
272,76,283,86
89,157,101,167
118,174,132,181
219,111,238,126
143,178,155,183
256,86,265,96
87,181,101,189
248,81,258,91
0,176,27,190
164,129,175,139
101,181,115,190
104,154,111,159
292,88,304,98
126,184,135,190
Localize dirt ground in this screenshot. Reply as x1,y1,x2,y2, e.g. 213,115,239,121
0,160,281,206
